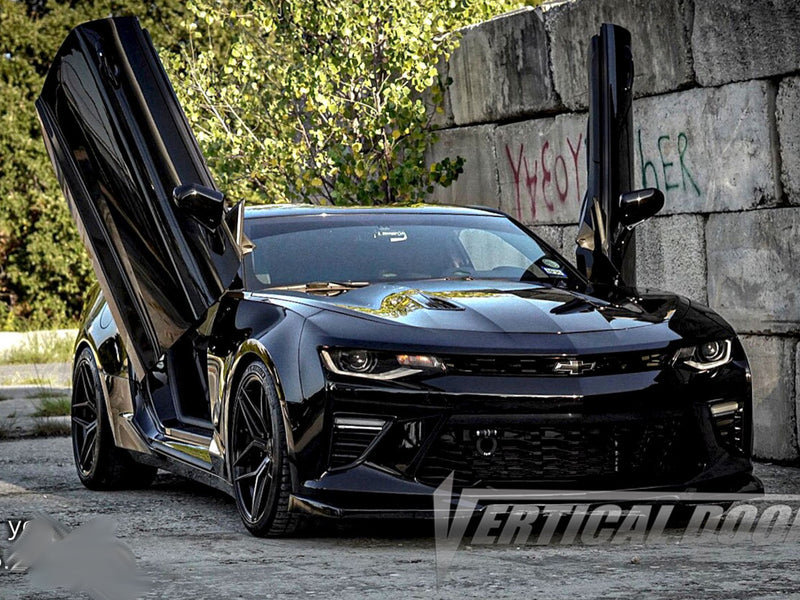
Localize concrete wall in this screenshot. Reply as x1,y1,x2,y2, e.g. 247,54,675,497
427,0,800,461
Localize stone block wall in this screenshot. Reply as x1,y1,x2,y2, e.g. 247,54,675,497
427,0,800,461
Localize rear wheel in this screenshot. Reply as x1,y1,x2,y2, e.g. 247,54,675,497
230,361,299,537
71,347,157,490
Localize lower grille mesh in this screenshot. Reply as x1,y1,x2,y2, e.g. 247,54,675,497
416,417,698,487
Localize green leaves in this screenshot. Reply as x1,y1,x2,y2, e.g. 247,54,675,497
166,0,525,206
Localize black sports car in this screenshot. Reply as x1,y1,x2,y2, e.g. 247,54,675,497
37,18,761,536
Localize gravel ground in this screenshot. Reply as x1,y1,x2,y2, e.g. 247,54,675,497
2,436,800,599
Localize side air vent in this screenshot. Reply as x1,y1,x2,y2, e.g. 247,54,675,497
711,400,746,455
329,416,386,468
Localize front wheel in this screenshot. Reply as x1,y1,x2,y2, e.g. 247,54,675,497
71,347,157,490
229,361,300,537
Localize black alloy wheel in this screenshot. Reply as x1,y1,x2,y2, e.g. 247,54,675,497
71,347,157,489
230,361,299,536
72,352,99,477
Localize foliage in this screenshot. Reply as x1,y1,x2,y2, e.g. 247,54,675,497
0,0,187,329
0,330,74,365
168,0,529,206
32,395,71,418
32,419,71,437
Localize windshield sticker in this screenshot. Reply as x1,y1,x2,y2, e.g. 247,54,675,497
542,266,567,278
374,229,408,242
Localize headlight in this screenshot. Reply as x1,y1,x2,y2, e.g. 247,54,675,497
672,339,733,371
320,349,446,380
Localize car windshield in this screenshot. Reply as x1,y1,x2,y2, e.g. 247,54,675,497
243,211,583,291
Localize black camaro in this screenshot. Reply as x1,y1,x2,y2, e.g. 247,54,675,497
37,17,761,536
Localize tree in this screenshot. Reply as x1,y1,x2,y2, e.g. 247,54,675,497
168,0,526,206
0,0,187,329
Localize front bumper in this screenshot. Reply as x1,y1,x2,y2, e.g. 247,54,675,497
290,348,763,518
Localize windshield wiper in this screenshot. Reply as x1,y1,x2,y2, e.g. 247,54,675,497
265,281,370,296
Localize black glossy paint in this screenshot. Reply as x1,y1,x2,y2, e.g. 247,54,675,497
40,20,761,528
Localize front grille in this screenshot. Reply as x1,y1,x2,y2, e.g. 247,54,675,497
441,351,668,377
416,416,699,487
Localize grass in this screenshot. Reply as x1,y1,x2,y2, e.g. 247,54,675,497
0,331,74,365
32,396,71,418
0,416,17,439
34,388,69,399
0,375,70,387
32,419,71,437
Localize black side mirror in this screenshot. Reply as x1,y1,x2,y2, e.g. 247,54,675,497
618,188,664,227
173,183,225,230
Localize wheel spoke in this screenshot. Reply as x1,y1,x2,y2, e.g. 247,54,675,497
73,364,86,397
232,439,259,469
71,399,95,415
78,365,94,408
250,456,272,518
79,422,97,469
255,386,270,435
234,469,258,484
72,415,92,431
238,388,265,441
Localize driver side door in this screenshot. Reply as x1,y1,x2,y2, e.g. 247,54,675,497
36,16,242,378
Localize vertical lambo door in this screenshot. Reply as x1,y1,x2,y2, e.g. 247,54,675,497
36,16,242,379
575,24,663,287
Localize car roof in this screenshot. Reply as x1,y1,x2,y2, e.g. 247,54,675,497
242,203,508,219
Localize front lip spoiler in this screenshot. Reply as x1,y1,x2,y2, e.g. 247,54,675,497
289,495,439,519
289,473,764,519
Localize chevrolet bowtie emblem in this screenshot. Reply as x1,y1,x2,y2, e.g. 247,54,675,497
553,359,596,375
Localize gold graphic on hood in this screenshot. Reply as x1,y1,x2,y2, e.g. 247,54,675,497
336,289,500,319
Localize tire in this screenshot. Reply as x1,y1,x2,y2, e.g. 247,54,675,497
229,361,300,537
71,347,157,490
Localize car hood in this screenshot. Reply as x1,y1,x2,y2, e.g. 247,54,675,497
258,280,675,335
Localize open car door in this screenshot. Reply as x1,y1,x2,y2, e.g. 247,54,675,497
36,17,242,378
575,24,664,287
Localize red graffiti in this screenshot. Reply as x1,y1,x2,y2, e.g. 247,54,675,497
541,141,554,212
505,132,584,222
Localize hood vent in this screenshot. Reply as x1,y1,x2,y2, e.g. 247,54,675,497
411,293,463,311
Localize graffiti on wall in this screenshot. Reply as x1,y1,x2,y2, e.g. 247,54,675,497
637,129,702,198
503,127,703,222
504,133,584,222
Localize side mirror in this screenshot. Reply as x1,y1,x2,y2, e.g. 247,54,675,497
173,183,225,230
618,188,664,227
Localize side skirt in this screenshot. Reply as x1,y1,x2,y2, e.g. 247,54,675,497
130,448,233,496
